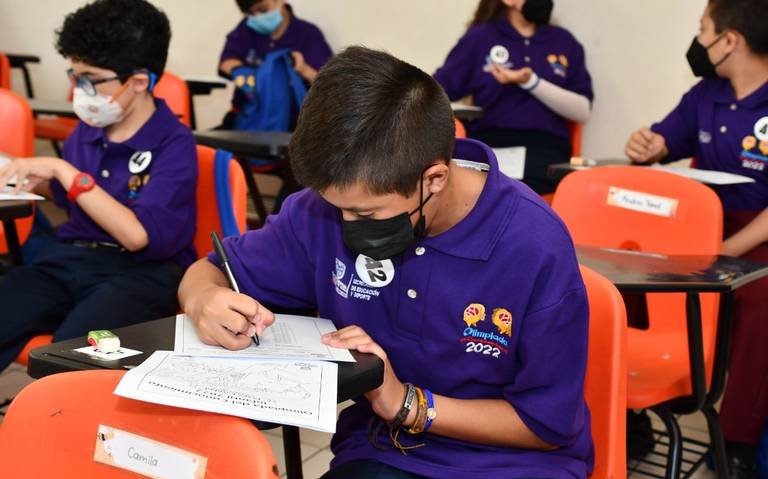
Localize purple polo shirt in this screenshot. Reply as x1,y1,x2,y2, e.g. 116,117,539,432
651,78,768,212
220,6,332,110
435,19,593,140
51,99,198,267
210,139,593,478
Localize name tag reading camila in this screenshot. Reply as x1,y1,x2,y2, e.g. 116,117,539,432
606,186,679,218
94,425,207,479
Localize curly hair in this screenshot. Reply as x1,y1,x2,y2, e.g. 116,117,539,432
55,0,171,76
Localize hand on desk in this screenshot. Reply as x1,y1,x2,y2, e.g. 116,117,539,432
0,156,67,194
187,286,275,350
625,127,669,164
322,325,414,426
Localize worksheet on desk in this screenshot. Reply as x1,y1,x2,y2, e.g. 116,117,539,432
114,351,339,432
0,186,44,201
174,314,355,362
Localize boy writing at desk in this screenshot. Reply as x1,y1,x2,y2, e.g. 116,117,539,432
180,46,592,478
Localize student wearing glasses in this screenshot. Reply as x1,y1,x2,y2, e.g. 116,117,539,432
0,0,197,372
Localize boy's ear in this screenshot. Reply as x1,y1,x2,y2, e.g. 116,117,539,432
723,30,741,53
425,162,450,194
128,73,156,94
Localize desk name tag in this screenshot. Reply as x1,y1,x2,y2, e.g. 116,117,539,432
606,186,678,218
94,425,207,479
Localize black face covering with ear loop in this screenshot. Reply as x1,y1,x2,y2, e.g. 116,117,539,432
686,34,729,78
522,0,554,25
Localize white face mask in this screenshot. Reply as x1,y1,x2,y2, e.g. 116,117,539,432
72,87,125,128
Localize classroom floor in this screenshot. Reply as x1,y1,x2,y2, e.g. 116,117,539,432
0,362,721,479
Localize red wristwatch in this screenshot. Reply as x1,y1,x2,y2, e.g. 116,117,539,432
67,172,96,202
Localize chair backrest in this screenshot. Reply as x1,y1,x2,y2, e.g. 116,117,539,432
581,265,627,479
454,117,467,139
0,53,10,90
194,145,248,258
0,88,34,157
552,166,723,391
0,370,279,478
154,71,191,127
569,122,583,157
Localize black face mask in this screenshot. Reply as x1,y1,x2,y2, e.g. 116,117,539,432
522,0,554,25
341,181,433,261
686,34,730,78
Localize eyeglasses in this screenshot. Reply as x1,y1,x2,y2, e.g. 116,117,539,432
66,68,132,96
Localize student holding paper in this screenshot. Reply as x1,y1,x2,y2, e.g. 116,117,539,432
0,0,196,372
434,0,593,194
625,0,768,475
180,46,592,478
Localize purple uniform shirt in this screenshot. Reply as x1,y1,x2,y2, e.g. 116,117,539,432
435,19,593,140
652,78,768,212
220,6,332,110
209,139,593,478
52,99,198,267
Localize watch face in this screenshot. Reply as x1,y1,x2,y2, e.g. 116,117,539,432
79,175,93,186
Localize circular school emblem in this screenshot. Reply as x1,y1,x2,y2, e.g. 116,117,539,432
489,45,510,65
355,255,395,288
754,117,768,142
129,151,152,174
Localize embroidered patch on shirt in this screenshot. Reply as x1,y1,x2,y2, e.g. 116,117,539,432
740,135,768,172
459,303,509,359
547,54,568,77
491,308,513,336
699,130,712,144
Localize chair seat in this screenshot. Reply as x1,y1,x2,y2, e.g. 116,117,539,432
34,117,78,141
14,334,53,367
626,328,712,409
0,216,34,255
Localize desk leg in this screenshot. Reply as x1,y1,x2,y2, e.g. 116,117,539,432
2,219,23,266
282,425,303,479
684,292,707,409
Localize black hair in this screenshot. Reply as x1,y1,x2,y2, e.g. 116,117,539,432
289,46,455,197
709,0,768,55
56,0,171,76
236,0,259,13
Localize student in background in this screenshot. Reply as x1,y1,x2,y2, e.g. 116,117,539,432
434,0,593,194
218,0,333,129
180,46,593,479
0,0,197,372
626,0,768,476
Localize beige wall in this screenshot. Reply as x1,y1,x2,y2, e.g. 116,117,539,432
0,0,707,158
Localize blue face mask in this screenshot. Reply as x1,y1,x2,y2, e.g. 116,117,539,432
247,9,283,35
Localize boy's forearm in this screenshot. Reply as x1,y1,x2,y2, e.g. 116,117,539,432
723,208,768,257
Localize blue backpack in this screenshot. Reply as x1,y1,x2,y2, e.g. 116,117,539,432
234,49,307,131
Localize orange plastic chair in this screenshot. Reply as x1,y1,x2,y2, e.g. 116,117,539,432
154,71,192,128
581,265,628,479
454,117,467,138
552,166,723,478
0,88,35,254
194,144,248,257
0,369,279,478
0,53,10,89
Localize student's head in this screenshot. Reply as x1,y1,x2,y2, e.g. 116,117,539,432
470,0,553,27
237,0,287,35
55,0,170,127
289,46,455,258
689,0,768,78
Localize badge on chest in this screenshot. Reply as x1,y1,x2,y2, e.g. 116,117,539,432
459,303,512,359
127,150,153,199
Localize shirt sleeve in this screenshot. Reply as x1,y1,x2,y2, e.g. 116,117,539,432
130,131,198,262
219,21,249,64
207,192,318,309
503,249,590,446
300,25,333,71
434,32,477,101
563,37,594,102
651,82,702,163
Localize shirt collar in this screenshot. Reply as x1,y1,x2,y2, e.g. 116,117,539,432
78,99,181,150
421,138,518,261
710,77,768,108
495,18,552,42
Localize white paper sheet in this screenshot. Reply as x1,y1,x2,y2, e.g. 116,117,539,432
492,147,527,179
651,165,755,185
114,351,339,432
174,314,355,362
0,186,44,201
450,102,483,113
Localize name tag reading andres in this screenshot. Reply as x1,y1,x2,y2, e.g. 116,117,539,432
606,186,679,218
94,425,207,479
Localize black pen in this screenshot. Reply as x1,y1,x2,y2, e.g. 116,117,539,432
211,231,259,346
